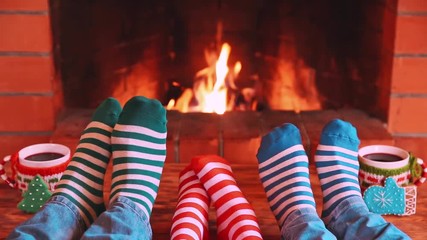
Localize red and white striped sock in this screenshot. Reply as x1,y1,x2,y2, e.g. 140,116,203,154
191,155,262,240
171,165,210,240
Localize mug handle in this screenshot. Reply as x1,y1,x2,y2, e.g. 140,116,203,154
0,153,18,189
413,157,427,186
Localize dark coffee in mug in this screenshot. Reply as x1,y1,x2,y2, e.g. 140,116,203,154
363,153,403,162
24,152,65,162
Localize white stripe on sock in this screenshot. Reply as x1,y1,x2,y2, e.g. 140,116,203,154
177,197,209,210
113,124,167,139
86,121,113,132
113,162,163,174
259,145,305,169
217,209,257,232
236,230,263,240
316,145,358,157
259,155,308,178
204,173,236,189
196,162,232,179
61,170,103,190
172,207,208,226
80,132,110,144
262,167,309,187
323,190,362,210
110,183,157,198
316,164,359,175
315,155,358,165
112,150,166,161
319,173,360,185
111,174,160,186
322,181,361,197
229,219,260,239
217,197,249,216
171,217,204,237
59,179,103,203
171,228,199,240
111,137,166,150
211,185,241,202
178,188,209,202
268,185,313,207
77,143,110,157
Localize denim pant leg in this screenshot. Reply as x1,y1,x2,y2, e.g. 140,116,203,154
281,207,337,240
7,196,86,240
327,196,411,240
81,196,152,240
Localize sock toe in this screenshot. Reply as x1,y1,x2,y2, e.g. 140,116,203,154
257,123,302,161
92,97,122,127
119,96,167,132
320,119,360,149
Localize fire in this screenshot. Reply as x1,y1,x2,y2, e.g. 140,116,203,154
167,42,241,114
268,58,322,113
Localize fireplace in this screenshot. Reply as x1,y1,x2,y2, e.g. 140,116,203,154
52,0,393,116
1,0,427,162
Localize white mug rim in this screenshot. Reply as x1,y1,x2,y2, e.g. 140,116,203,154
19,143,70,168
358,145,409,169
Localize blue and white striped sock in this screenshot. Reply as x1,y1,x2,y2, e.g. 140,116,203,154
315,119,362,223
257,123,316,228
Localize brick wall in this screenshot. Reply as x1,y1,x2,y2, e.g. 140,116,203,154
0,0,60,158
389,0,427,160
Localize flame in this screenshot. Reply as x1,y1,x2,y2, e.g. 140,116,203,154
170,42,240,114
268,59,322,113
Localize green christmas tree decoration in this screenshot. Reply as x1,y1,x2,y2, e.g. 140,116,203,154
18,175,52,213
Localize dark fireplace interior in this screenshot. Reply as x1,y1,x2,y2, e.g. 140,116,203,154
51,0,394,119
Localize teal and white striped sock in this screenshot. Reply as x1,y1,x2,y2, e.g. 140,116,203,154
53,98,122,226
315,119,362,223
109,96,167,219
257,123,316,228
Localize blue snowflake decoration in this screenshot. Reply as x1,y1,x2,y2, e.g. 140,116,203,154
363,177,405,215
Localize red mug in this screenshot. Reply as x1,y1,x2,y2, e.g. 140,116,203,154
0,143,71,192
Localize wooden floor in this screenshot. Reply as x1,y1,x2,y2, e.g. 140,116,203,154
1,163,427,239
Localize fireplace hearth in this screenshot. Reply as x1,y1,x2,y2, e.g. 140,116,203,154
1,0,426,161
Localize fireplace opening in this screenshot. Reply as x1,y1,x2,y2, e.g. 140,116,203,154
51,0,394,119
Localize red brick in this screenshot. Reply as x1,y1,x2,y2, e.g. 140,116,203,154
0,135,51,162
392,57,427,93
0,15,52,52
221,111,261,139
223,138,260,163
0,56,53,92
0,0,48,11
179,112,220,139
388,97,427,133
398,0,427,12
394,136,427,162
300,110,341,158
0,96,56,131
338,109,394,147
395,16,427,53
179,139,219,163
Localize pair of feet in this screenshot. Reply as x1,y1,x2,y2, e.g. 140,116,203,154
53,96,167,226
171,156,263,240
257,119,362,228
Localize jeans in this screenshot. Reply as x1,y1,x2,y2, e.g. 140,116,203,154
7,196,152,240
8,196,410,239
282,196,411,240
